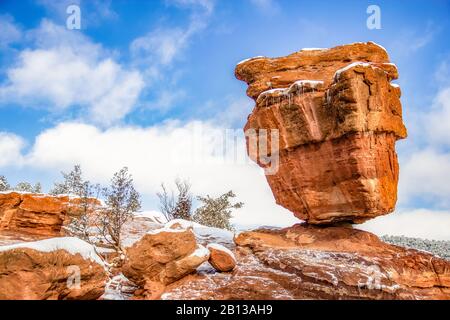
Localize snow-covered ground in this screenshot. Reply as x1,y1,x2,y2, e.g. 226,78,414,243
381,235,450,261
0,236,105,265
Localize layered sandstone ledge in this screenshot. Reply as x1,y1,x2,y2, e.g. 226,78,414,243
0,192,100,238
163,225,450,300
235,42,407,224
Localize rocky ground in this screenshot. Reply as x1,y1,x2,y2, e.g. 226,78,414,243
381,235,450,261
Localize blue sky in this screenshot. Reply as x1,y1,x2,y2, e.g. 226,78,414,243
1,0,450,238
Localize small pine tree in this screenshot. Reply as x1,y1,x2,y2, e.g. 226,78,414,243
97,167,141,253
50,165,84,195
0,175,10,191
65,181,102,244
192,191,243,231
14,182,34,192
157,179,192,221
33,182,42,193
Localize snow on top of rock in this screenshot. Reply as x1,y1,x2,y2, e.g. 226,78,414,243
0,237,105,266
333,61,372,80
134,210,167,224
368,41,387,53
0,190,42,195
190,244,210,260
301,48,328,51
102,273,137,300
207,243,236,263
390,83,400,88
257,79,325,103
237,56,266,65
292,80,324,88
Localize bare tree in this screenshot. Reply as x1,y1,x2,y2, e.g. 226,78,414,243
157,178,192,221
97,167,141,253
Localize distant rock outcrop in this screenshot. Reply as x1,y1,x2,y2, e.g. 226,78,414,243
0,192,100,238
235,42,407,224
0,237,107,300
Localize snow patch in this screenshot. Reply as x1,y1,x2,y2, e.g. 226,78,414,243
257,79,324,104
134,210,167,224
333,62,372,81
0,237,104,266
301,48,328,51
237,56,266,65
102,273,137,300
190,244,210,260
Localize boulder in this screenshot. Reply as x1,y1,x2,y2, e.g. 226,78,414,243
207,243,236,272
0,237,108,300
235,42,407,224
122,226,209,299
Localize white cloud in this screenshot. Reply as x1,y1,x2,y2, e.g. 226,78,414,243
146,89,186,113
0,20,144,125
0,15,22,48
399,148,450,207
131,27,197,67
426,87,450,146
131,0,213,73
397,84,450,208
0,132,24,167
17,120,297,227
360,209,450,240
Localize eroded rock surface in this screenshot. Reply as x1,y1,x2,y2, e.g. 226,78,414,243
0,237,107,300
235,42,407,224
122,226,209,299
163,225,450,300
0,192,100,239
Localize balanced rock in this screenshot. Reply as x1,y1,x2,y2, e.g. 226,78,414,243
235,42,407,224
234,225,450,299
0,237,108,300
207,243,236,272
122,225,209,299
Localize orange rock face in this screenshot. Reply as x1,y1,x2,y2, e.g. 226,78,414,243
233,225,450,300
207,244,236,272
235,42,407,224
0,238,108,300
0,192,100,239
163,225,450,300
122,228,209,299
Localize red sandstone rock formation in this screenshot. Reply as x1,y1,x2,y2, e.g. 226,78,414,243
235,42,407,224
163,225,450,300
122,226,209,299
0,237,107,300
207,243,236,272
0,192,100,238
